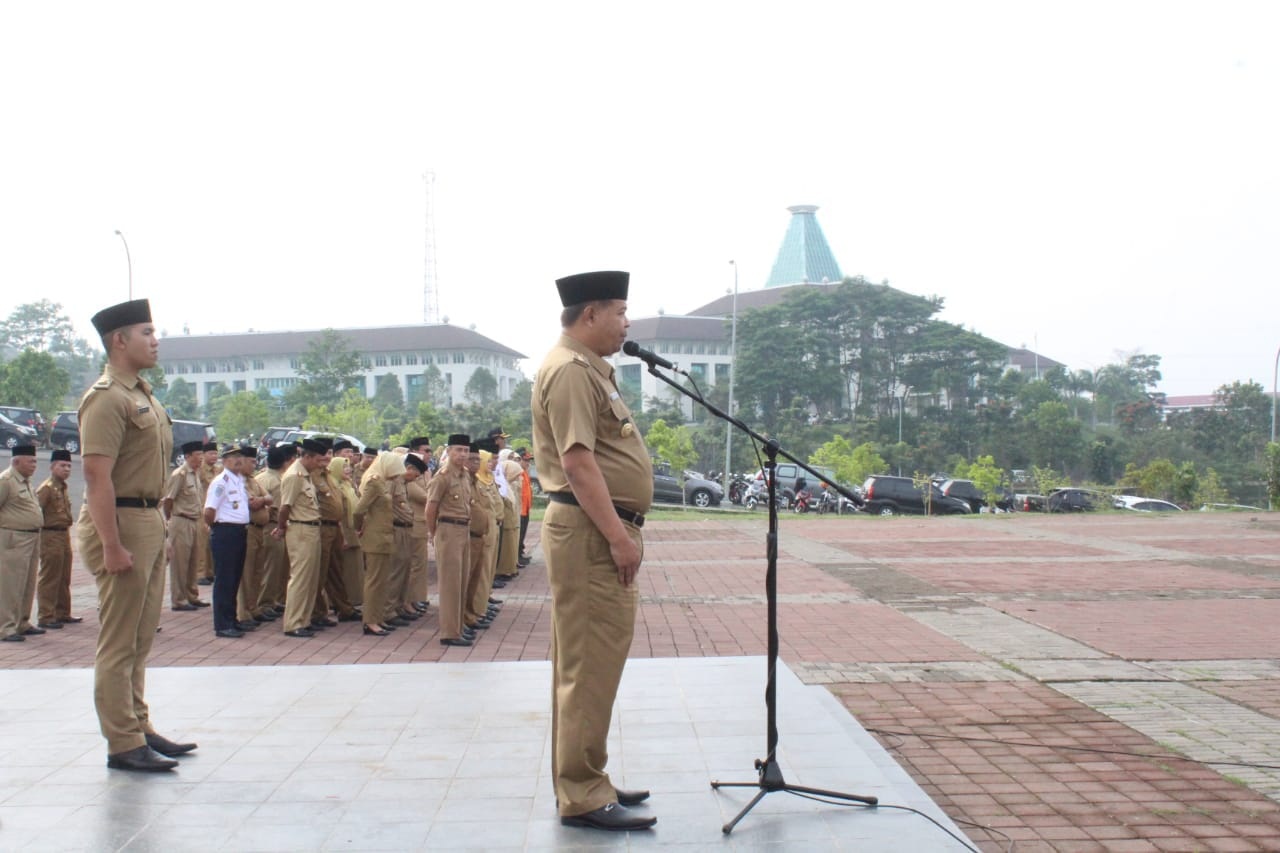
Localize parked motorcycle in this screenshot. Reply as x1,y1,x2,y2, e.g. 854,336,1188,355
792,481,814,513
743,478,787,510
727,474,750,506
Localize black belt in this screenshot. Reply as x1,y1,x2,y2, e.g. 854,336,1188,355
393,521,413,528
212,521,247,528
291,520,321,526
438,517,469,526
2,527,39,533
116,497,160,508
42,526,69,531
469,531,484,538
174,513,199,521
546,491,645,528
320,520,339,527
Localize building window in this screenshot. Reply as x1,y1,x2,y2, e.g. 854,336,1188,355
360,357,371,369
289,358,300,370
189,363,201,374
689,363,708,381
657,342,669,353
233,380,246,393
375,355,387,367
390,354,402,366
715,363,730,385
163,365,173,375
252,359,265,370
176,365,187,375
221,363,232,372
619,363,642,395
406,354,418,366
206,362,217,373
695,343,706,354
452,352,464,364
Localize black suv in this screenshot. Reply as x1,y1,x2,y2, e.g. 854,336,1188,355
1047,488,1109,513
50,411,80,453
171,420,216,466
0,406,46,442
861,475,971,516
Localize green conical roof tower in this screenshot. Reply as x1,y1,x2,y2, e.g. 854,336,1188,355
764,204,842,288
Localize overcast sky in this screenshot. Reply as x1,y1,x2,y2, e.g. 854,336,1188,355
1,1,1276,396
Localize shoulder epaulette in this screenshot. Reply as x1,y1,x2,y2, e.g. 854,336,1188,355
91,376,113,390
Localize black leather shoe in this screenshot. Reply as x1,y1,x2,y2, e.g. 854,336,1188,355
145,732,197,757
310,618,337,629
440,637,473,647
387,617,411,627
284,628,315,638
413,601,428,612
37,621,64,629
235,621,259,632
1,633,24,642
107,745,178,772
197,578,213,586
363,625,390,637
488,597,503,605
60,616,84,624
491,580,507,589
22,626,46,636
379,623,397,632
615,788,650,806
215,628,245,638
465,621,490,631
461,628,477,640
399,610,421,621
190,600,210,608
171,604,197,612
561,803,655,831
337,612,361,622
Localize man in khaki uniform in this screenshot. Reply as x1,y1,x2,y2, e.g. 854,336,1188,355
256,444,294,614
0,444,43,642
195,441,218,585
308,447,351,630
80,298,195,771
532,271,656,831
406,437,432,612
238,446,277,625
274,438,327,637
163,440,208,611
36,448,79,630
425,433,473,647
463,443,501,630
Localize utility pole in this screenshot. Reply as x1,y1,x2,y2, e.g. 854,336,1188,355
423,171,440,324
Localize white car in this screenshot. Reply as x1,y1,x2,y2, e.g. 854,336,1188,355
1113,495,1182,512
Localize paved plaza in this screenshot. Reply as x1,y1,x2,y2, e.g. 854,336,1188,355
3,507,1280,851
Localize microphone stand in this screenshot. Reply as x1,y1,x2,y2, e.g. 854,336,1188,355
635,358,876,834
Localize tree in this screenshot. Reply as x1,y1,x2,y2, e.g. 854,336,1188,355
0,299,78,352
0,350,70,428
953,454,1004,504
464,367,498,405
391,401,452,449
372,372,405,412
216,392,271,441
165,378,199,420
1026,400,1083,470
203,383,231,422
809,435,887,486
305,389,380,446
1267,443,1280,510
297,329,367,408
645,418,696,476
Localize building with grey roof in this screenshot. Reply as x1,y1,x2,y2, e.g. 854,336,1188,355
158,324,525,408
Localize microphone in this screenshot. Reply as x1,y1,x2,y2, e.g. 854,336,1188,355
623,340,683,374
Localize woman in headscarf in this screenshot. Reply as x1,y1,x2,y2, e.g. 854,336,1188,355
494,450,522,581
328,456,364,612
353,449,406,636
464,446,503,629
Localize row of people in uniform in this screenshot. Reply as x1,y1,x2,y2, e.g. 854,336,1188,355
0,446,82,642
170,430,534,646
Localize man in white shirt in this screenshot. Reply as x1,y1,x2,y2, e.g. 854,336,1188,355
204,446,251,638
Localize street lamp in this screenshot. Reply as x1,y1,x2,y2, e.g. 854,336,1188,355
1272,344,1279,444
896,395,904,476
113,230,133,299
723,260,739,494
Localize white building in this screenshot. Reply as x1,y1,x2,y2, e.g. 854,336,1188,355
157,324,525,408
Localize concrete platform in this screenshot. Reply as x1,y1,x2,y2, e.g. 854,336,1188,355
0,657,972,851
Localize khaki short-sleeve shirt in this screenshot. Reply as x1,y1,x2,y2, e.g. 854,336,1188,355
532,334,653,514
0,468,43,530
37,477,74,528
425,465,471,521
280,459,320,523
164,463,203,517
77,366,173,501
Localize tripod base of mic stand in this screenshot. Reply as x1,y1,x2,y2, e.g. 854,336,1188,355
711,758,878,834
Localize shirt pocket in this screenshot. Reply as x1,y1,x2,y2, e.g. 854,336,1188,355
607,396,637,441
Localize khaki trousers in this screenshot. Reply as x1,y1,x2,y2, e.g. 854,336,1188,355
384,527,412,621
0,529,39,638
341,543,364,608
237,523,267,621
497,500,520,578
167,515,200,607
196,521,212,580
408,533,429,604
79,507,167,754
362,551,390,628
259,529,288,610
311,525,351,621
282,524,321,633
37,528,72,623
544,501,641,817
464,528,494,624
435,523,469,639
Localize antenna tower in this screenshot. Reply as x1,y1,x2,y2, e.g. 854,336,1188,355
423,171,440,324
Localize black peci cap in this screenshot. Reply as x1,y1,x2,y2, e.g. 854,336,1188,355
11,445,36,457
555,271,628,307
404,454,427,473
51,448,73,462
447,433,470,447
300,438,327,455
181,440,204,455
202,442,218,452
91,298,152,336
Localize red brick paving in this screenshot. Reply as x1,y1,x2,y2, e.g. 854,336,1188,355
6,512,1280,850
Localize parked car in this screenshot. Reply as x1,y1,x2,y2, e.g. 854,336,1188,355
279,429,367,454
860,475,970,516
171,420,217,466
1047,488,1110,513
50,411,80,453
652,462,723,507
1113,495,1183,512
259,425,302,450
1014,493,1046,512
0,406,46,440
0,411,41,450
750,463,838,505
937,479,988,513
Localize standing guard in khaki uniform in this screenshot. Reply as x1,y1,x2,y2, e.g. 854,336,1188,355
390,454,427,626
195,442,218,585
532,271,656,830
79,298,196,771
163,440,208,611
256,444,294,615
0,444,43,642
425,434,473,647
36,448,79,630
463,443,502,630
238,446,277,626
274,438,327,637
309,450,352,630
